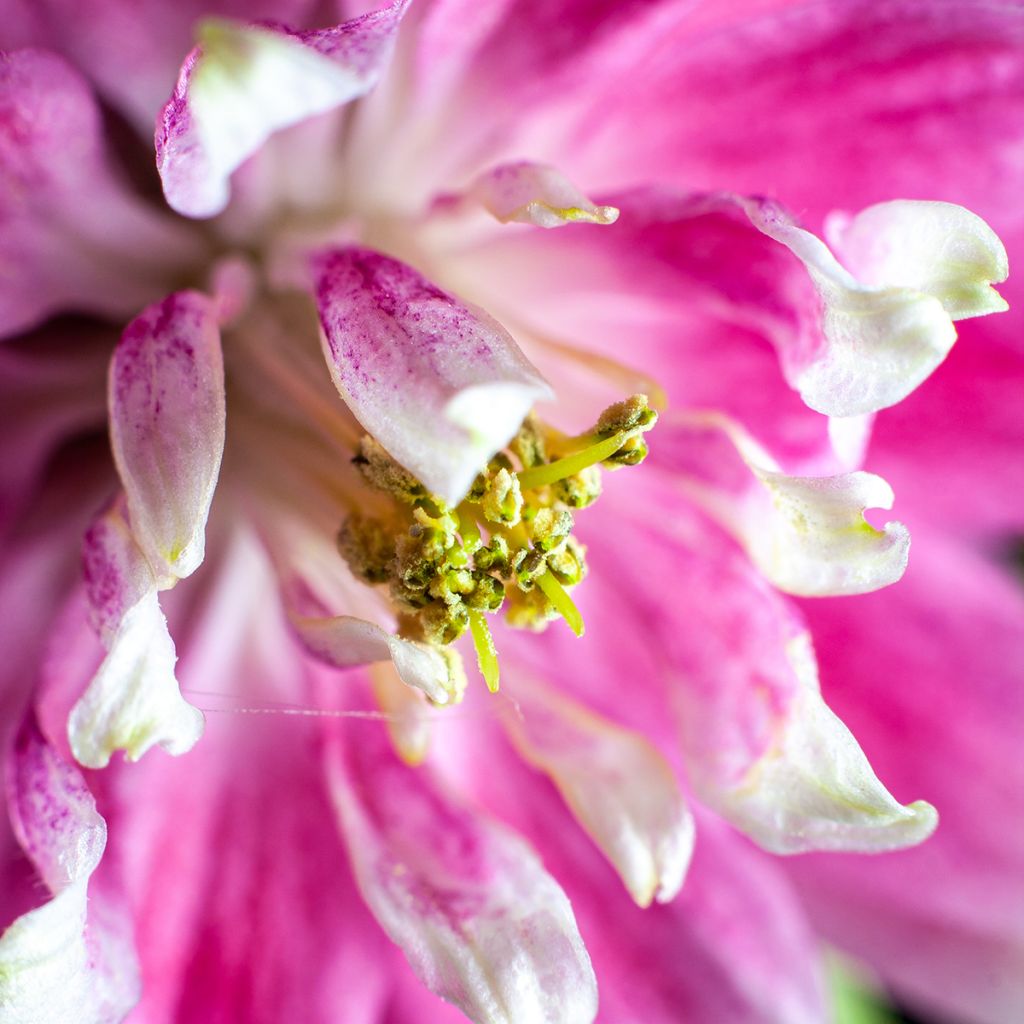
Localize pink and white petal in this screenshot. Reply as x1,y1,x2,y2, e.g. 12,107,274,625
462,162,619,228
0,713,139,1022
157,4,408,218
662,415,910,596
0,50,203,339
326,723,598,1024
502,678,693,908
110,291,225,581
292,613,465,706
68,587,205,768
786,532,1024,1024
584,494,935,854
313,247,551,505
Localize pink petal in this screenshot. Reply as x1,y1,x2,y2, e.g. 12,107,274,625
156,3,409,218
110,291,226,581
0,712,139,1021
0,50,202,339
313,247,551,505
326,723,598,1024
502,679,693,908
786,533,1024,1024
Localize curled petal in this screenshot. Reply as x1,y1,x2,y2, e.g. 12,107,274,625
157,4,408,217
371,662,434,766
293,613,464,706
503,681,693,908
0,714,139,1021
110,291,225,581
467,161,619,228
69,590,205,768
313,247,551,505
0,50,200,338
327,727,598,1024
667,414,909,596
724,634,939,854
745,197,1007,416
826,200,1009,319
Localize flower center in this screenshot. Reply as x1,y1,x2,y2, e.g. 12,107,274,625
337,395,658,693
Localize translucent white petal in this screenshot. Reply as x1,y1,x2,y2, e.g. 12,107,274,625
468,161,619,228
69,589,205,768
504,682,693,907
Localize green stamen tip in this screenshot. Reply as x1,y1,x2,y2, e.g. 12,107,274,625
468,609,501,692
536,569,585,637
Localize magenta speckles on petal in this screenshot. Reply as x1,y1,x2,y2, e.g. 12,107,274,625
109,290,225,581
313,246,551,505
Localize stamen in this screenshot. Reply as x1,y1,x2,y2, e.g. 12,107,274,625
468,610,501,692
516,431,634,489
536,569,585,637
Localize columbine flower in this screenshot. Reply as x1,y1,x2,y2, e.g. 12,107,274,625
1,3,1020,1023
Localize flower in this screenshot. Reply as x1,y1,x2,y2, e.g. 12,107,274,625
1,2,1021,1023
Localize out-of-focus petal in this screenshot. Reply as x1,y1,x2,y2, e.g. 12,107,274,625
663,414,910,596
110,291,225,582
0,50,202,339
463,161,619,228
292,613,464,706
69,588,205,769
326,724,598,1024
313,247,551,505
156,3,408,218
0,713,139,1022
502,679,693,908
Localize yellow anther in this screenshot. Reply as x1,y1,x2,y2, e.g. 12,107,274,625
547,536,587,586
596,393,656,437
420,600,470,645
512,415,548,469
531,507,574,552
481,467,523,525
354,436,428,504
553,466,602,508
337,514,395,584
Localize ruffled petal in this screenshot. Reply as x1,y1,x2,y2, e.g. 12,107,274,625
0,50,201,339
463,161,619,228
502,680,693,908
156,3,408,218
292,613,464,706
744,196,1007,416
313,247,551,505
664,414,910,596
0,713,139,1022
109,291,225,581
326,725,598,1024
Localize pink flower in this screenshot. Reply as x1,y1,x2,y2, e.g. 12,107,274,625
1,3,1021,1023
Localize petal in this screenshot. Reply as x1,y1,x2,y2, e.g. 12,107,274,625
292,613,464,706
464,161,619,228
0,50,201,339
502,679,693,908
110,291,226,581
326,724,598,1024
664,414,910,596
744,196,1007,416
827,200,1009,319
156,4,408,218
313,247,551,505
0,713,139,1022
68,589,205,768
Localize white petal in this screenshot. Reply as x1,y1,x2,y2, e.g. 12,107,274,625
720,634,938,854
504,682,693,907
468,162,619,228
68,590,205,768
292,613,464,705
327,730,598,1024
314,247,551,505
371,662,434,765
826,199,1009,319
157,4,408,217
109,291,225,581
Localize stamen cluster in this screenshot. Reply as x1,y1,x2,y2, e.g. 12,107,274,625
337,395,657,690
